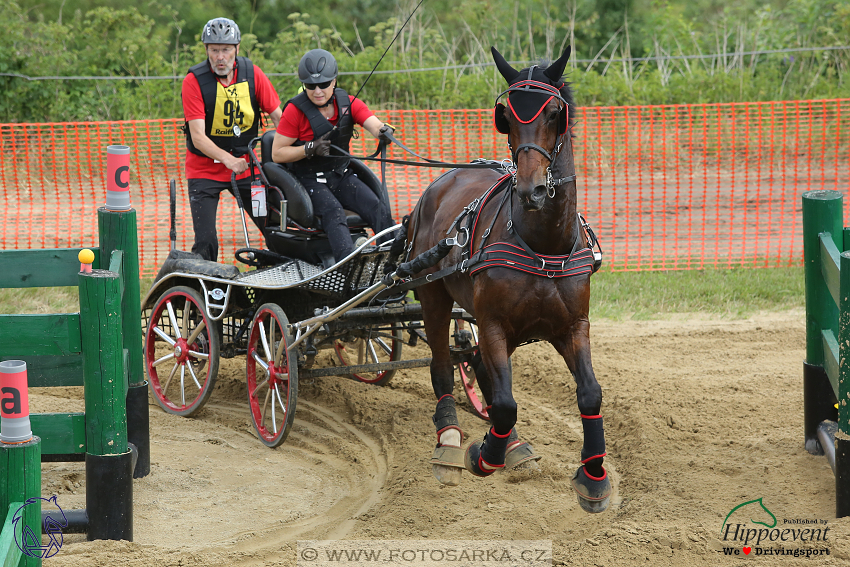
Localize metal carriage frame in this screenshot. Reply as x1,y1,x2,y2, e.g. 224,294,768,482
141,226,484,448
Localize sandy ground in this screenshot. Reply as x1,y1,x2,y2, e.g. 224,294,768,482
27,308,850,566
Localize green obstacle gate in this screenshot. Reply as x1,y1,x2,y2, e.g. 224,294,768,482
802,189,850,518
0,146,149,565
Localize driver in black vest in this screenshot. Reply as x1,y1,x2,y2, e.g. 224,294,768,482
182,17,282,261
271,49,396,263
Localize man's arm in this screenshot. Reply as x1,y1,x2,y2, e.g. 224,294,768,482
268,107,282,129
187,119,248,174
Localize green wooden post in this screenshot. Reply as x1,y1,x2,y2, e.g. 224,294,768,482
0,438,42,567
97,206,149,479
803,190,844,366
97,208,142,389
803,190,843,455
78,270,127,456
838,251,850,517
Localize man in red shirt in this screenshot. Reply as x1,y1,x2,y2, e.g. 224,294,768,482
271,48,396,263
182,17,282,261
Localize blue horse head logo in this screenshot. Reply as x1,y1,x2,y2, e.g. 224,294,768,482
12,495,67,559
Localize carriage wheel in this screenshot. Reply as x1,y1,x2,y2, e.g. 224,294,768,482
247,303,298,448
334,323,403,386
453,319,489,421
145,286,220,417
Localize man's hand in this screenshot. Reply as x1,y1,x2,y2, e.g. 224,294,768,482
223,154,248,174
305,132,332,158
378,124,396,144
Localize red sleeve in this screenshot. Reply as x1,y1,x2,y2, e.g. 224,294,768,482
253,66,281,115
181,73,205,121
277,103,308,139
349,97,374,126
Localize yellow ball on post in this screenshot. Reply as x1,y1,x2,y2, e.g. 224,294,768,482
78,249,95,264
79,248,95,273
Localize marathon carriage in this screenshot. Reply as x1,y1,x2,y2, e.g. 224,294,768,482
141,131,485,447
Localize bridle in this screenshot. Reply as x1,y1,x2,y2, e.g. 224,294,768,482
494,66,576,198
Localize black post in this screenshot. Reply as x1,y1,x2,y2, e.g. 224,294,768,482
85,451,133,541
803,362,838,455
836,437,850,518
126,382,151,478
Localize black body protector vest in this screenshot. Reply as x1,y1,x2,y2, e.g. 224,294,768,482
184,56,260,157
286,88,354,176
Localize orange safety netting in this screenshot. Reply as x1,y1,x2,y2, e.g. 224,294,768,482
1,100,848,278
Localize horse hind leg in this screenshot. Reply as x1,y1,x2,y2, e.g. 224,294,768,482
469,352,540,471
431,395,464,486
420,283,465,486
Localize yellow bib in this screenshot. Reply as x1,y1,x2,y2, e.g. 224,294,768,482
210,81,255,136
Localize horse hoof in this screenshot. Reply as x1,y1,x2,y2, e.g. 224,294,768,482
432,464,462,486
504,441,542,470
464,441,497,477
430,445,464,486
571,465,611,513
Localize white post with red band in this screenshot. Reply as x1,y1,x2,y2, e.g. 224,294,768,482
106,144,131,211
0,359,33,444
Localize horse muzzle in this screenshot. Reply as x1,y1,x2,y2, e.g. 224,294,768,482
517,183,548,211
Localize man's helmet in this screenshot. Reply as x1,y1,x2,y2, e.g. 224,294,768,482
202,18,241,45
298,49,338,84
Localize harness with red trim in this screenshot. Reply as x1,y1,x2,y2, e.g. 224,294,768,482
455,173,603,279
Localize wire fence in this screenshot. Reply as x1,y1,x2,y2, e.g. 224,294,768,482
1,99,847,278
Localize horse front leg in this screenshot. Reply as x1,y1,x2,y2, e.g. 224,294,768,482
420,283,465,486
464,325,517,477
553,321,612,513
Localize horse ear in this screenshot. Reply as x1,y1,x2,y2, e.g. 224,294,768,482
491,46,519,83
544,45,572,83
494,103,510,134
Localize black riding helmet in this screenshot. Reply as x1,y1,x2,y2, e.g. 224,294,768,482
298,49,338,84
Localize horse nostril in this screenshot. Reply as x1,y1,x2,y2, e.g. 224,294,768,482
533,185,547,198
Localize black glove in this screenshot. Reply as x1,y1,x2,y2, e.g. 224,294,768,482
378,124,396,144
304,132,331,158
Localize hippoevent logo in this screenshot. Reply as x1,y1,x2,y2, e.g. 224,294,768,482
717,498,830,558
12,495,67,559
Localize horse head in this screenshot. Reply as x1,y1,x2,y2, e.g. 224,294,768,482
492,45,574,211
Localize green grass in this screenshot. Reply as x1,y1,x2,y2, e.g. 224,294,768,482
0,268,804,319
0,287,81,314
590,266,804,320
0,278,156,315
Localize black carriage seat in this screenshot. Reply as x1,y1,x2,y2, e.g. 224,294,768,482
259,130,388,229
153,249,241,283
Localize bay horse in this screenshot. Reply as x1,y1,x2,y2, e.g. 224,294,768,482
407,44,611,512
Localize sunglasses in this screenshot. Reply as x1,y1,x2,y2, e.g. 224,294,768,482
303,81,333,90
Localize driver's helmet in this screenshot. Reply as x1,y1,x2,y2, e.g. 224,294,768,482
298,49,338,84
202,18,241,45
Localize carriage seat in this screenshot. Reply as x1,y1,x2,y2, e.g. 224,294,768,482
260,130,377,230
153,249,241,283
